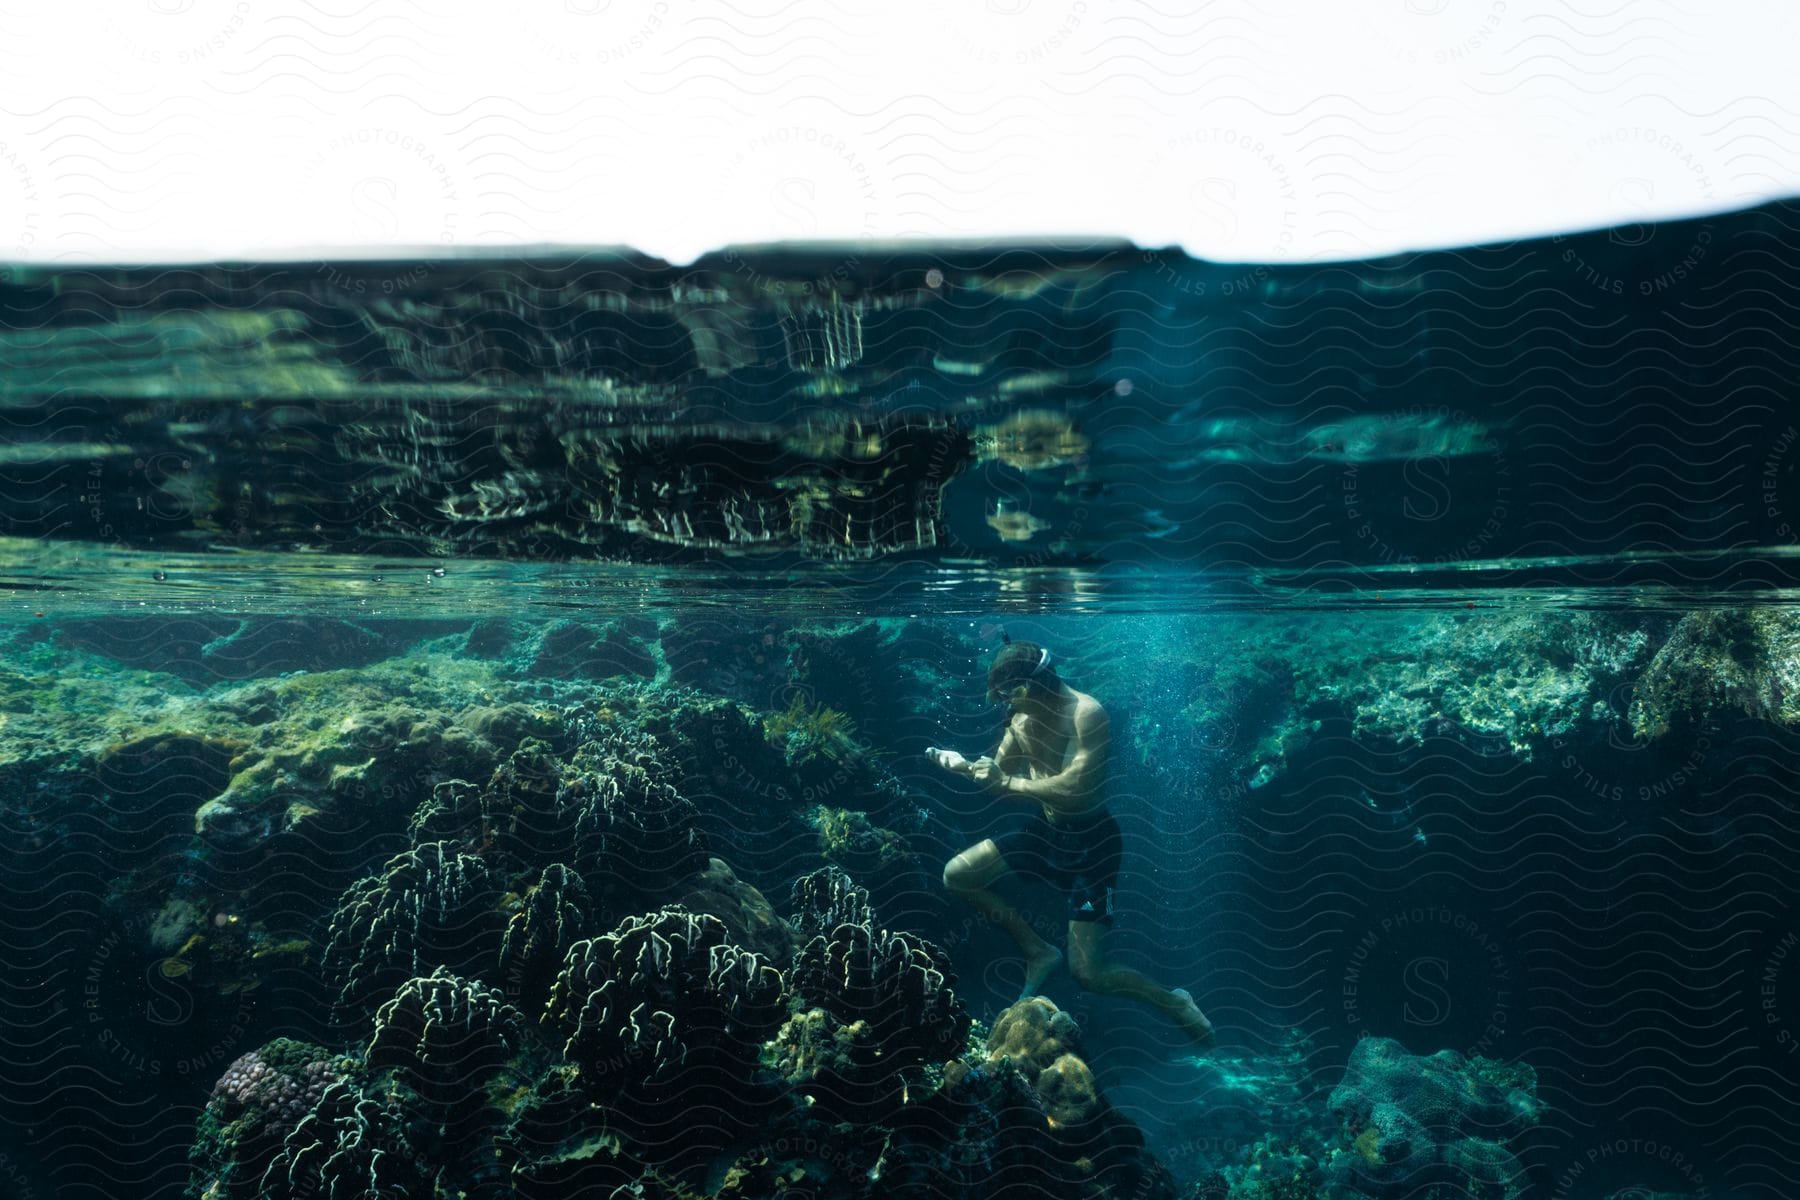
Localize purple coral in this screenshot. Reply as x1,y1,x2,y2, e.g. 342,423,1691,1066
209,1045,344,1129
193,1040,355,1200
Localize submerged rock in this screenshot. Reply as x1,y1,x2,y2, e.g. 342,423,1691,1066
1324,1036,1541,1200
672,856,798,963
1629,608,1800,737
1145,610,1658,791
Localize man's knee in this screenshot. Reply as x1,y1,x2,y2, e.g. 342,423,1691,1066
944,842,1000,893
943,855,979,893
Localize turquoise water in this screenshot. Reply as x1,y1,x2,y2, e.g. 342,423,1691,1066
1,211,1796,1199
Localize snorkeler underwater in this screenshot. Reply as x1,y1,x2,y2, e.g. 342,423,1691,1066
1,218,1796,1200
3,4,1799,1199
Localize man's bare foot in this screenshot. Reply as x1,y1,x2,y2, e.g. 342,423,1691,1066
1170,987,1215,1046
1019,945,1063,998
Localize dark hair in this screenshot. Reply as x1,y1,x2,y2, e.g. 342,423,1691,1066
988,641,1056,698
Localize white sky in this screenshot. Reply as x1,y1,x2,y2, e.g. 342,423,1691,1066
0,0,1794,265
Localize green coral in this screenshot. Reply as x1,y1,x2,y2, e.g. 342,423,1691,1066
763,694,862,764
810,805,906,870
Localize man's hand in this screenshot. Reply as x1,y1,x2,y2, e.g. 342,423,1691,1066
927,747,974,775
969,757,1012,791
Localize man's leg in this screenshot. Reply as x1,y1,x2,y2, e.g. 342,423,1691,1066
943,840,1063,997
1066,921,1215,1045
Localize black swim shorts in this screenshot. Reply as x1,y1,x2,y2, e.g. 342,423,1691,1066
993,807,1124,926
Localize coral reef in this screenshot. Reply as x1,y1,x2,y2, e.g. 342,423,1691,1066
188,1040,352,1200
788,916,970,1076
365,968,528,1134
543,906,786,1101
1324,1037,1541,1200
983,996,1098,1127
320,841,503,1021
79,612,1613,1200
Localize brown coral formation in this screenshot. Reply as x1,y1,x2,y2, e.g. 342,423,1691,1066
985,996,1100,1127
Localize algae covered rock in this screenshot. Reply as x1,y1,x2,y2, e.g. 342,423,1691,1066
672,855,798,963
190,655,541,848
1629,608,1800,737
1325,1036,1541,1199
1147,610,1658,790
810,803,909,875
921,1032,1178,1200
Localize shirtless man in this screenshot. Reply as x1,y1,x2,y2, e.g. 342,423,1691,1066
931,641,1214,1045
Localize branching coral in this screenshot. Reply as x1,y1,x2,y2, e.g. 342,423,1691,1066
366,968,528,1135
787,865,873,944
788,918,969,1073
498,863,597,1012
563,730,710,898
257,1076,443,1200
543,907,785,1102
320,841,502,1021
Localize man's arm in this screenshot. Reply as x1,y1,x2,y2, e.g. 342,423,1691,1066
996,701,1108,816
992,720,1023,773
